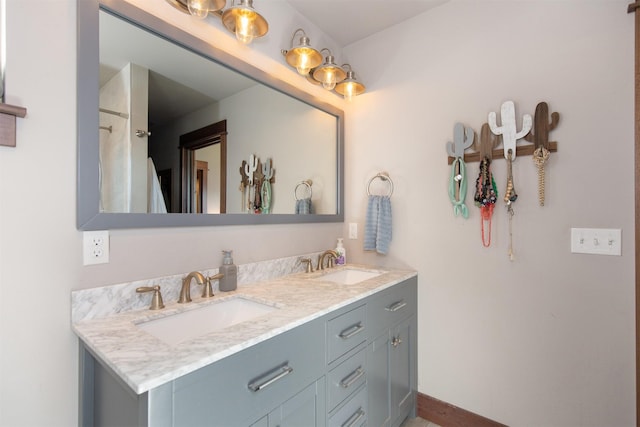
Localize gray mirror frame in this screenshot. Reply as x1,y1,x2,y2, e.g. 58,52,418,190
77,0,344,230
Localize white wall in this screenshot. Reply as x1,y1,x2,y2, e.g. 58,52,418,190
0,1,342,426
343,1,635,425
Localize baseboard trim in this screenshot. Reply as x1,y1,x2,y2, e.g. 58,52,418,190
416,392,508,427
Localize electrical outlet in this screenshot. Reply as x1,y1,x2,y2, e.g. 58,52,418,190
83,230,110,265
349,223,358,239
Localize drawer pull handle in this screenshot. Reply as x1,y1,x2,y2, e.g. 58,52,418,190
392,335,403,348
385,300,407,312
341,408,365,427
339,323,364,340
248,365,293,392
340,367,365,388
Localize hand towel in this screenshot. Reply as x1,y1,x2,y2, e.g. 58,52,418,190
295,197,312,214
364,195,392,254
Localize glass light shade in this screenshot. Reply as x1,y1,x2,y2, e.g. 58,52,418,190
165,0,226,17
188,0,210,18
312,54,346,91
285,35,322,76
222,0,268,45
335,71,365,101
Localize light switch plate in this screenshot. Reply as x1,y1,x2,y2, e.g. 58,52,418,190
570,228,621,256
349,223,358,239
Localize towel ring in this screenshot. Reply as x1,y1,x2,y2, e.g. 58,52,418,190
367,172,394,197
294,180,313,200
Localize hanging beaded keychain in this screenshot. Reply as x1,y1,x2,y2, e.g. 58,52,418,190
474,157,498,247
532,146,550,206
504,149,518,260
448,157,469,218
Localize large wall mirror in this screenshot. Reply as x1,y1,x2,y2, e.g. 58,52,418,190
77,0,344,230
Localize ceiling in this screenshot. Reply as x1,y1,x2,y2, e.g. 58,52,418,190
286,0,449,47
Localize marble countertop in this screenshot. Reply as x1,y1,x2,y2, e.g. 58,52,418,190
72,264,416,394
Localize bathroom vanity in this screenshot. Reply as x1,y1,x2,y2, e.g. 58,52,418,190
75,266,417,427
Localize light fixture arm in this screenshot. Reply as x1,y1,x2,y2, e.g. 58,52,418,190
289,28,307,49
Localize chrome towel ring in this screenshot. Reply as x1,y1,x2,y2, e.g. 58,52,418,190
367,172,393,197
294,180,313,200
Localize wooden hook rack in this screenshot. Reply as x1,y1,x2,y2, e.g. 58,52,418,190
447,140,558,165
446,101,560,165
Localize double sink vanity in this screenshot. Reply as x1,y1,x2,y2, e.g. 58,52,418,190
74,261,418,427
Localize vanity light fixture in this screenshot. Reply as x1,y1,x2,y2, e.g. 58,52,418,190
281,29,323,76
188,0,225,18
313,49,346,91
166,0,225,19
334,64,366,101
165,0,268,44
221,0,269,45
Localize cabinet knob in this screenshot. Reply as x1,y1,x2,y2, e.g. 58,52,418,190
392,336,402,348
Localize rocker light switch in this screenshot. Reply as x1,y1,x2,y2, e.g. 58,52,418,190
570,228,621,256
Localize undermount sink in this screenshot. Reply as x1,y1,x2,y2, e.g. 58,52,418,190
317,268,382,285
137,297,277,346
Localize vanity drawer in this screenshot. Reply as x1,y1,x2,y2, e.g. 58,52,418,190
328,384,367,427
327,305,367,363
367,277,417,337
328,347,367,411
172,319,325,426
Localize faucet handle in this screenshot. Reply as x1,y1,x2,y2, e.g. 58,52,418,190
136,286,165,310
201,273,224,298
300,258,314,273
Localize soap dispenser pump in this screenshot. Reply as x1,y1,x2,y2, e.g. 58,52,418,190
219,250,238,292
335,238,346,265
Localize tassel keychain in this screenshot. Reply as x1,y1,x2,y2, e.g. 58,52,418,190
533,146,550,206
449,157,469,218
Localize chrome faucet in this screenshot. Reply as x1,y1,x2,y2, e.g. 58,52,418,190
178,271,206,303
317,250,338,270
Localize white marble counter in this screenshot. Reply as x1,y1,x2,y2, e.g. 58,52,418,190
72,264,416,395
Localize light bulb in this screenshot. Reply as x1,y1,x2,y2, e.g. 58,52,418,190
343,82,355,102
322,70,336,91
235,12,256,44
187,0,209,19
296,55,311,76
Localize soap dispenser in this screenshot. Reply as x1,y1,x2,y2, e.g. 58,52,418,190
219,250,238,292
335,238,346,265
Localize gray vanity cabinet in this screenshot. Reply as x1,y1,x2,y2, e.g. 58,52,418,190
250,378,326,427
79,276,417,427
367,277,418,427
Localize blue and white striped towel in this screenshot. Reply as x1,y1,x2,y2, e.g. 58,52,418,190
364,195,392,254
295,197,312,214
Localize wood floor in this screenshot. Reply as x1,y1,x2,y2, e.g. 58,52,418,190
401,417,441,427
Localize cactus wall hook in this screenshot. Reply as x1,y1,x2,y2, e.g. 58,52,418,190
488,100,532,160
525,102,560,206
474,123,501,161
446,122,474,158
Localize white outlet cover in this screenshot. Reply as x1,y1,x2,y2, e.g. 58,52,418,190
83,230,110,265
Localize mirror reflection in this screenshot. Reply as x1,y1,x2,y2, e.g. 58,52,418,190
98,10,338,215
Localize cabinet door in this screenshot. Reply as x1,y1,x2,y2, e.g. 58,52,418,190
367,331,391,427
390,316,415,424
267,378,325,427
